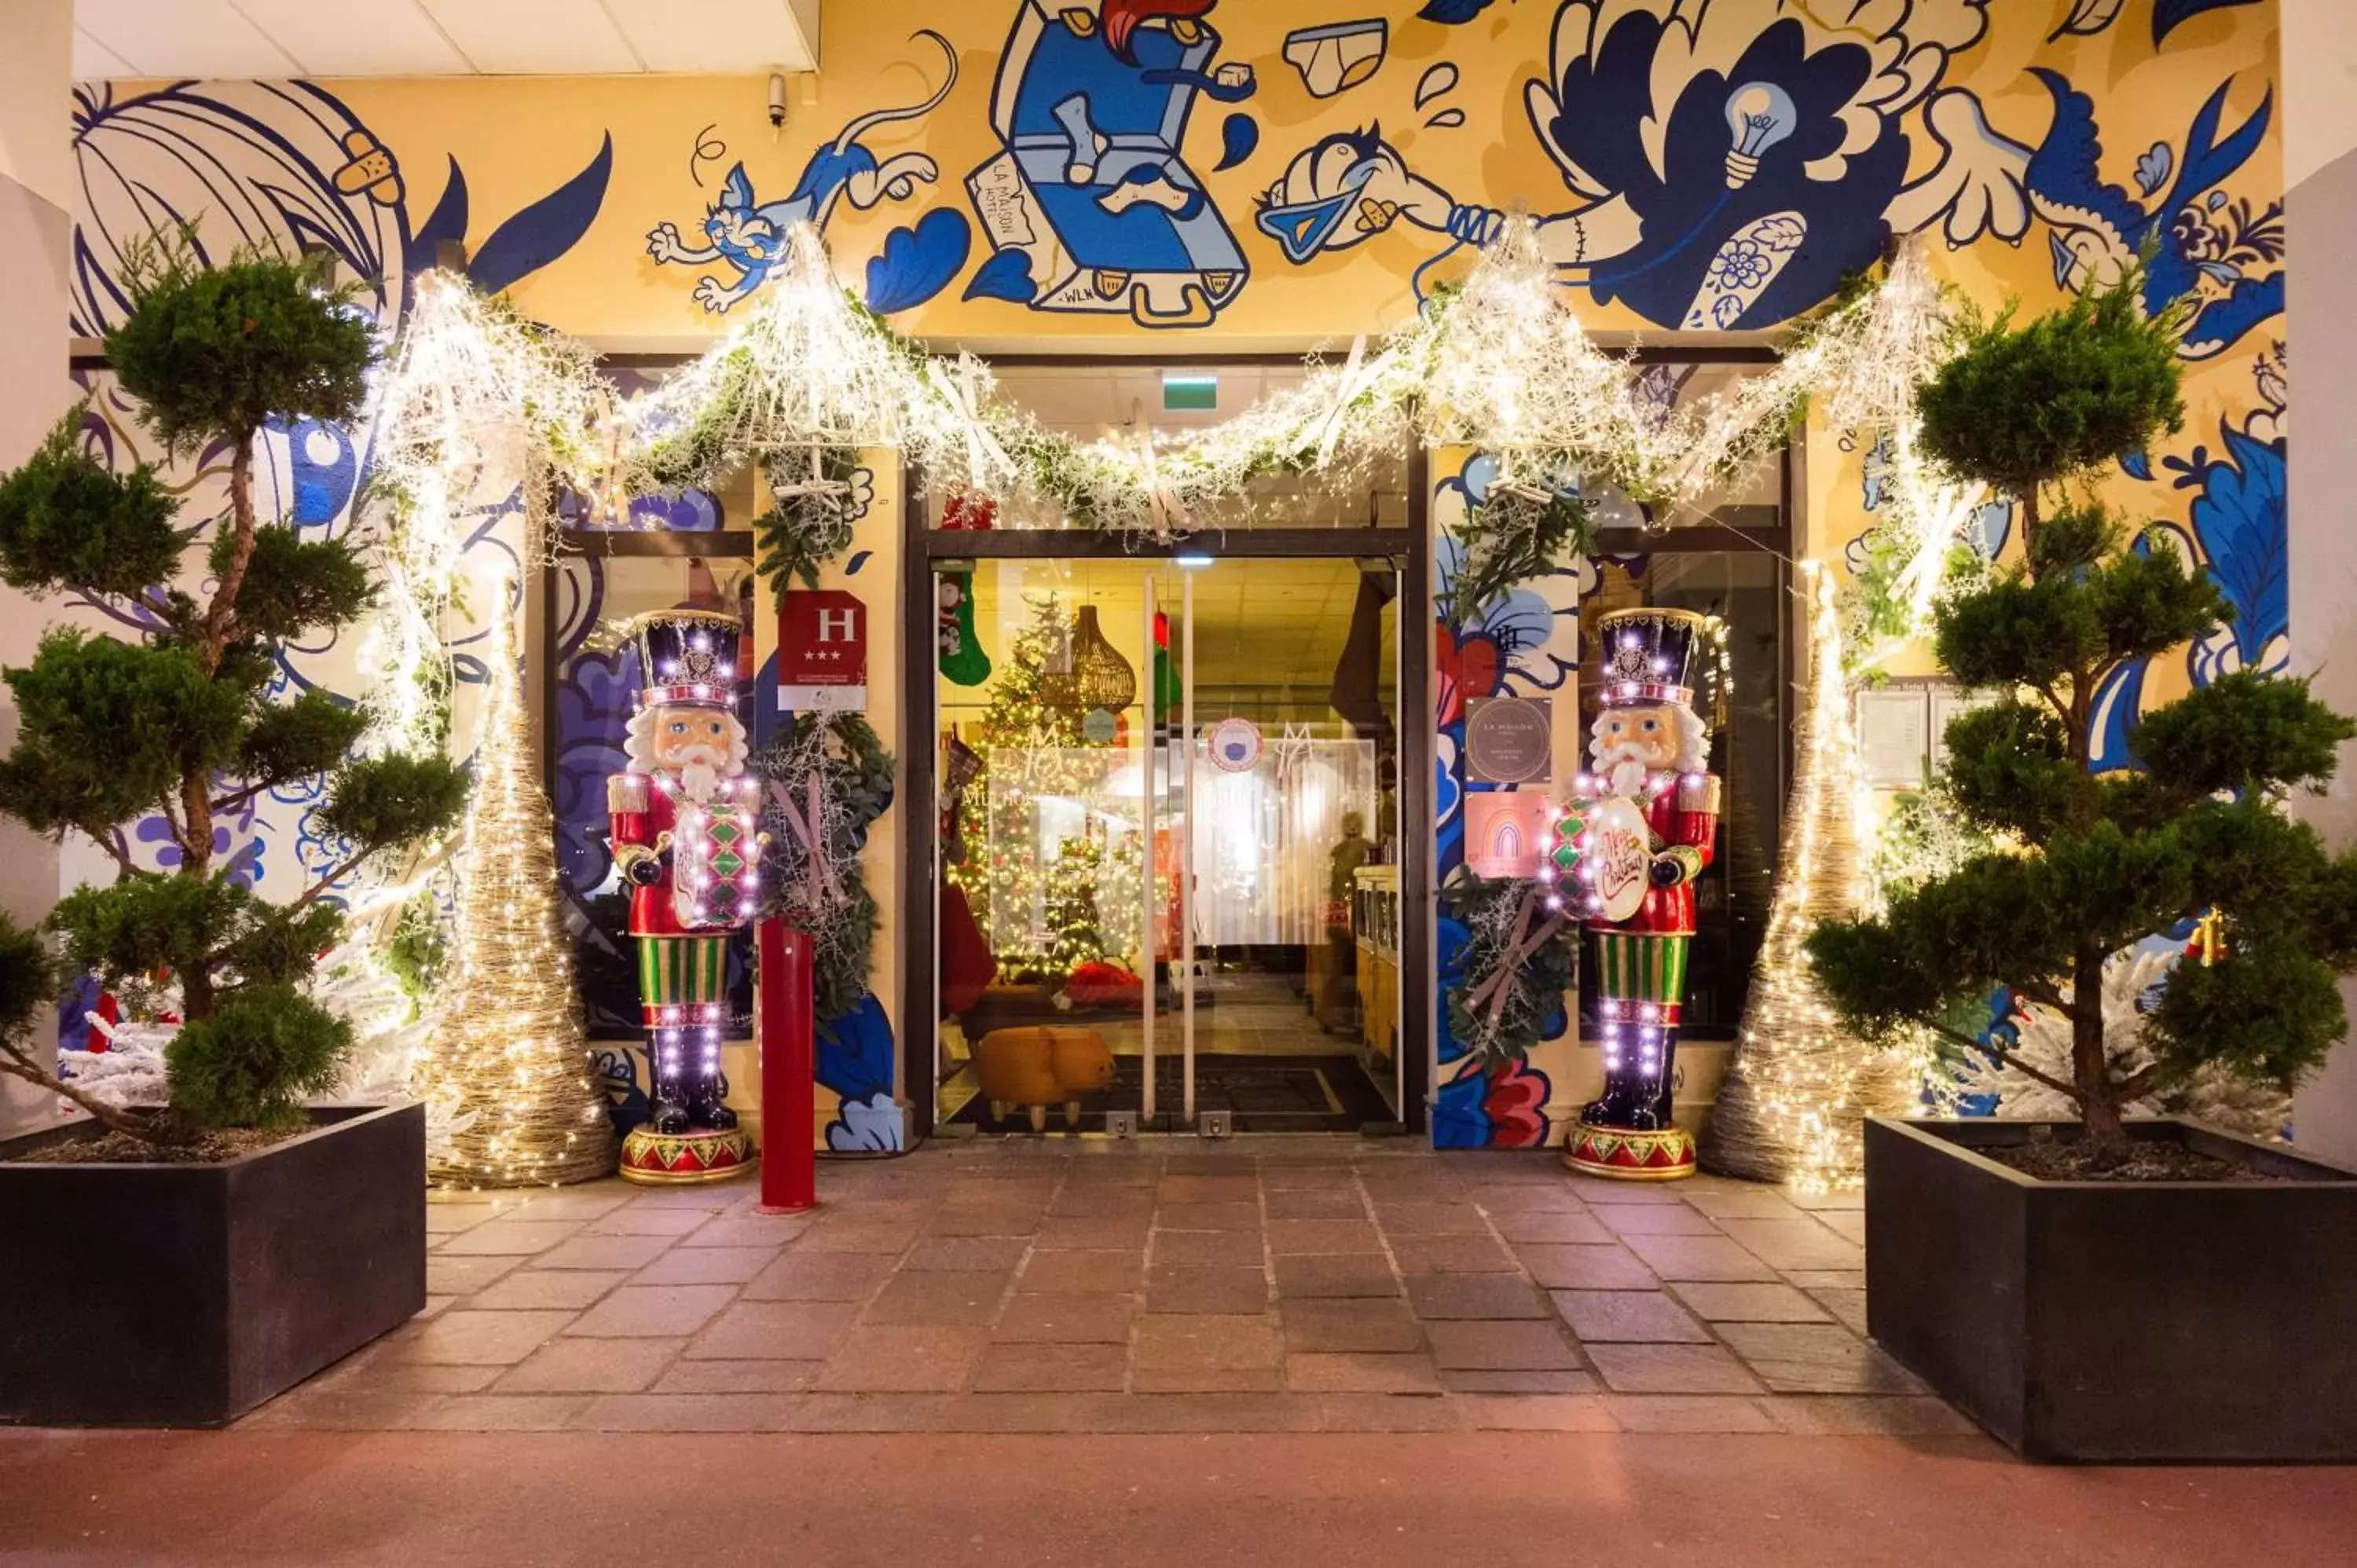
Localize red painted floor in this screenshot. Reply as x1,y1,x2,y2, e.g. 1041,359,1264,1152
5,1430,2353,1566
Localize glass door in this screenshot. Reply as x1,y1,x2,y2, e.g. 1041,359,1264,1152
931,555,1402,1137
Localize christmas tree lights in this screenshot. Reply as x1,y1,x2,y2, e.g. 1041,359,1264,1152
410,577,616,1187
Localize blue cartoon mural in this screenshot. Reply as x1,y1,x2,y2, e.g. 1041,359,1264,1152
966,0,1255,327
646,30,961,313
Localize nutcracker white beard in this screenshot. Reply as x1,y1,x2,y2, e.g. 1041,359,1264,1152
1589,703,1709,797
625,705,750,803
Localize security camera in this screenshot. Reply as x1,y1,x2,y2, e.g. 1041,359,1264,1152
768,71,787,130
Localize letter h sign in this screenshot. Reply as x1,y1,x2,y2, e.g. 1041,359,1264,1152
778,588,869,713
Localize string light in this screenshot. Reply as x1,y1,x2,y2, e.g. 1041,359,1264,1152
1706,562,1921,1191
408,573,616,1188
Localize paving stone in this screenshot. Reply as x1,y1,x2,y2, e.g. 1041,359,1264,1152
570,1393,806,1431
1440,1370,1599,1395
426,1254,525,1296
1387,1234,1519,1274
1716,1322,1922,1394
508,1188,631,1221
1271,1253,1398,1299
786,1394,954,1431
1263,1219,1382,1255
1550,1289,1712,1344
933,1394,1104,1432
1315,1393,1464,1432
612,1185,736,1211
1153,1229,1264,1266
1681,1187,1806,1222
1514,1243,1658,1291
412,1394,592,1431
631,1247,779,1286
1047,1186,1157,1219
433,1218,584,1257
1016,1248,1145,1295
1490,1210,1616,1246
1465,1183,1586,1214
1761,1395,1975,1436
681,1215,813,1249
535,1234,676,1271
238,1388,456,1431
903,1236,1032,1272
1285,1353,1442,1394
1279,1299,1423,1354
1259,1162,1359,1190
740,1250,896,1302
1263,1188,1365,1220
1606,1394,1778,1433
1461,1394,1620,1431
1424,1318,1583,1370
1133,1313,1281,1369
1816,1211,1868,1247
816,1325,986,1393
1157,1200,1260,1231
1782,1269,1866,1291
798,1222,922,1254
1784,1185,1865,1212
1370,1202,1490,1236
1596,1203,1722,1236
861,1270,1010,1327
1095,1394,1319,1431
465,1269,629,1312
1405,1274,1550,1321
1034,1214,1153,1250
1619,1232,1781,1283
651,1359,819,1394
1158,1174,1259,1203
565,1284,737,1339
585,1207,715,1237
971,1341,1128,1393
1669,1281,1831,1324
1559,1177,1687,1207
322,1360,500,1395
687,1301,859,1360
1585,1342,1765,1394
993,1294,1136,1345
1809,1286,1868,1335
393,1310,575,1366
1146,1262,1269,1314
1713,1218,1866,1273
496,1336,683,1394
424,1203,500,1235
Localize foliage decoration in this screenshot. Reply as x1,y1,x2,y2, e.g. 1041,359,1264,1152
1439,868,1576,1064
0,246,467,1146
754,712,896,1024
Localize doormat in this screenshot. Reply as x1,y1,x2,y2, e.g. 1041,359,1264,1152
947,1053,1392,1134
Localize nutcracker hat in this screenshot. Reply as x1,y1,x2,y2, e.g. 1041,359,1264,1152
630,609,744,709
1593,606,1706,709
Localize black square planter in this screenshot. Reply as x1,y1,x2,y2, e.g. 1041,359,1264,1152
0,1102,426,1427
1864,1116,2357,1461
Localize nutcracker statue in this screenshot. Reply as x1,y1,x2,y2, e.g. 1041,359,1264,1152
1558,607,1720,1180
609,609,766,1184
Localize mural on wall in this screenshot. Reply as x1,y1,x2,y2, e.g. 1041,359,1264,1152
53,0,2283,1145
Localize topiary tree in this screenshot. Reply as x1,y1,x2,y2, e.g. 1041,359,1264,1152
0,238,469,1143
1809,278,2357,1159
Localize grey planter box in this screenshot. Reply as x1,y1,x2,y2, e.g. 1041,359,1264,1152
0,1101,425,1427
1864,1116,2357,1461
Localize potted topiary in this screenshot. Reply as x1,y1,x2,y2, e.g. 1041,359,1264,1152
0,241,469,1426
1807,277,2357,1460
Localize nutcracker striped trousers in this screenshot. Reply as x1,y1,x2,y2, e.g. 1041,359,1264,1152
1591,932,1689,1004
637,936,729,1010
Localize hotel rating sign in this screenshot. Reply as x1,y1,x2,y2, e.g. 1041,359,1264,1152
777,588,868,713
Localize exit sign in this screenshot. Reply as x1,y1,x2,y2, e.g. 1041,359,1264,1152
1162,373,1217,412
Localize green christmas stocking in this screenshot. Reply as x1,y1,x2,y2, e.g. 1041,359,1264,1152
938,568,992,686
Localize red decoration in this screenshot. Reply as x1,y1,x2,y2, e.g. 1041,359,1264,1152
777,588,869,713
940,492,997,530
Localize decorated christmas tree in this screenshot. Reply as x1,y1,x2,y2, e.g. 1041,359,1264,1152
410,582,615,1185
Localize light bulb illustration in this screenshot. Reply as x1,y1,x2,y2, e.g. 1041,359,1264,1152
1721,81,1798,189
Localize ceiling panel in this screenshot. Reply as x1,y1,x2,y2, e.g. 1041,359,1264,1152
71,26,134,79
603,0,817,71
229,0,472,75
415,0,642,74
76,0,296,78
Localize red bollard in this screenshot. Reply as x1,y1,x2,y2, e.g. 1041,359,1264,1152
757,919,818,1214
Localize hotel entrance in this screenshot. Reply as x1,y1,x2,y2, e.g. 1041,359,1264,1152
903,363,1431,1140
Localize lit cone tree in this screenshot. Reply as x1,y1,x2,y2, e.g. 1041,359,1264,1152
412,581,615,1185
1706,564,1912,1185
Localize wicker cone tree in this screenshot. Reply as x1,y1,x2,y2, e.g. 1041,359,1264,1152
411,584,615,1185
1706,565,1912,1184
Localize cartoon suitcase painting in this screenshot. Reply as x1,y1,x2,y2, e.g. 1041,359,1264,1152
967,1,1252,328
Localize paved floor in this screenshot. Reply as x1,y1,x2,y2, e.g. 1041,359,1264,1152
247,1139,1954,1436
9,1430,2357,1566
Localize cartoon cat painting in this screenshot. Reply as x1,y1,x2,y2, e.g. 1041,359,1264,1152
647,30,958,313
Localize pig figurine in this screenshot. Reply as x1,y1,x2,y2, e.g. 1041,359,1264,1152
971,1026,1117,1131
